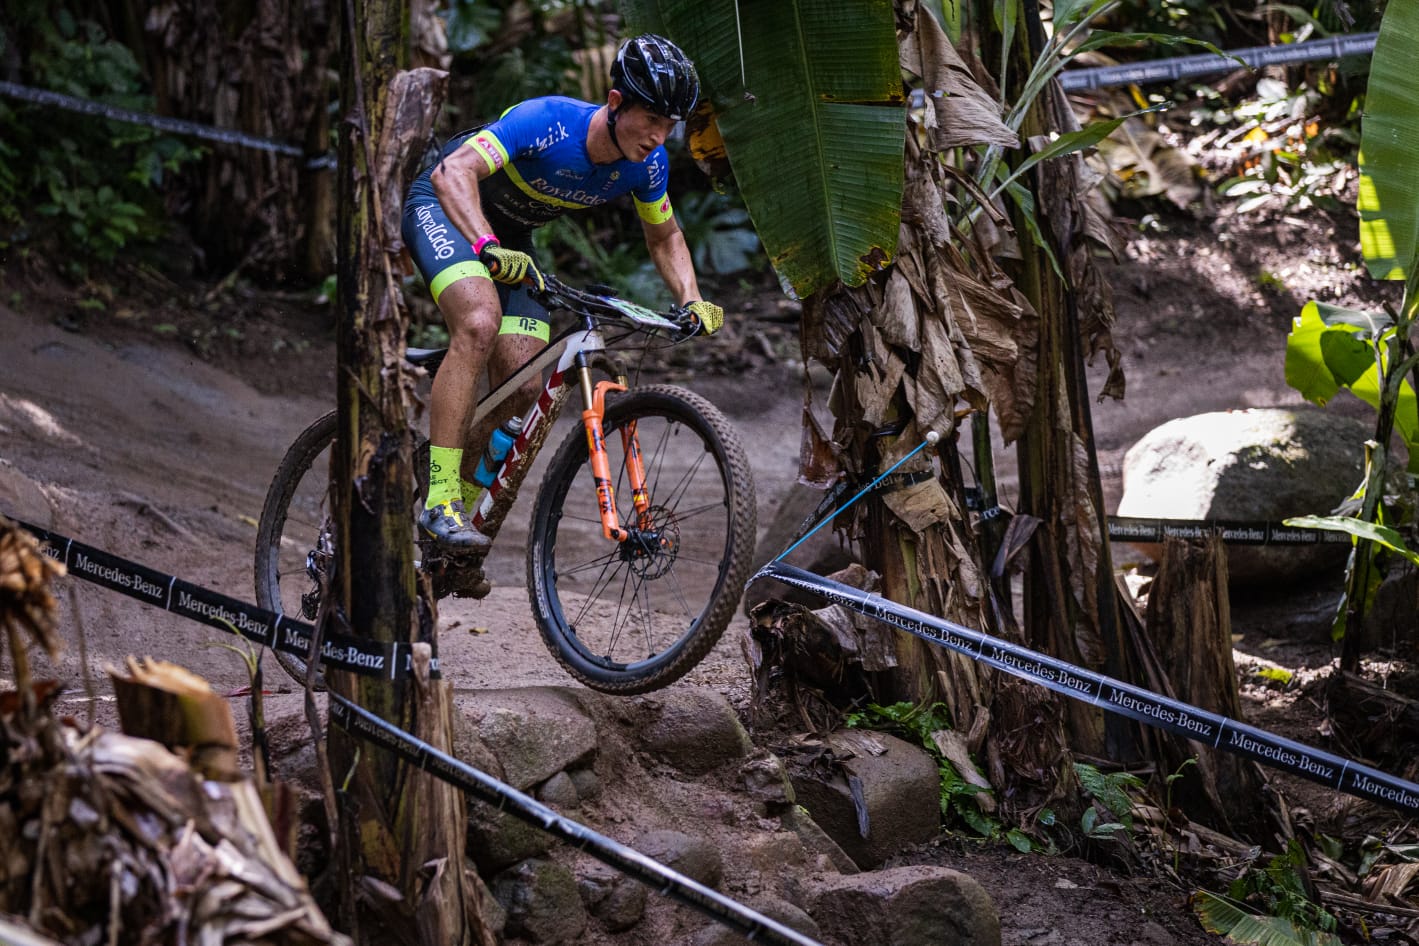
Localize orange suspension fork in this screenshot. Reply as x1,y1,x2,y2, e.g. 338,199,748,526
581,374,651,542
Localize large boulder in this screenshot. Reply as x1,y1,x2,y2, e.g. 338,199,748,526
634,688,753,775
808,865,1000,946
786,730,941,869
1118,408,1368,583
455,687,599,790
492,858,588,944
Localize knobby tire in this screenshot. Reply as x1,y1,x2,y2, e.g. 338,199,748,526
527,385,756,694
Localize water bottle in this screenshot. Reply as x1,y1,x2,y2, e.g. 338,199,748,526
472,415,525,487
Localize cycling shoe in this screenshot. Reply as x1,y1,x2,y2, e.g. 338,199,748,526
418,500,491,551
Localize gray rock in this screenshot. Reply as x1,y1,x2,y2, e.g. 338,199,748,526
467,805,554,875
741,751,796,812
492,858,589,944
1118,408,1369,583
577,864,647,932
633,828,724,888
636,688,752,775
569,767,602,802
457,687,598,790
690,895,821,946
808,865,1000,946
781,805,859,875
788,730,941,869
537,771,579,808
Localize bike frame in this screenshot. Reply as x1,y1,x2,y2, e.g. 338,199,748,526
463,322,654,545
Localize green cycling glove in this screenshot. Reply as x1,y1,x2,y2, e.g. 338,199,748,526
685,300,724,335
477,242,545,291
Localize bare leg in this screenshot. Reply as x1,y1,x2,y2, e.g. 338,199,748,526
430,276,501,449
461,330,546,482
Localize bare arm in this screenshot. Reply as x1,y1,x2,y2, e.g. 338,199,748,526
431,145,497,245
641,216,702,305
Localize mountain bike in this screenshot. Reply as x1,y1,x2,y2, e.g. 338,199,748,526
254,274,757,695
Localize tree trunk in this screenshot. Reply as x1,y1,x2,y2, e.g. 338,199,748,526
328,2,492,943
141,0,339,280
1144,538,1267,836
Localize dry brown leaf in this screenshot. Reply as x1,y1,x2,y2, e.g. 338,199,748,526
900,1,1018,151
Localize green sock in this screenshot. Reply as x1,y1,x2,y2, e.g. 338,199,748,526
425,445,464,509
461,478,485,508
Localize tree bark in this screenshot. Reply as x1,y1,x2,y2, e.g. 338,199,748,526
141,0,339,279
1144,538,1267,836
329,2,492,943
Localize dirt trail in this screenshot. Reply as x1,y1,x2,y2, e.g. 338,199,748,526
0,203,1403,944
0,298,802,700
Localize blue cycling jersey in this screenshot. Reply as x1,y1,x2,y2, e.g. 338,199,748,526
407,96,674,238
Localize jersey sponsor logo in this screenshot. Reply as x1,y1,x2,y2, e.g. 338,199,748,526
525,177,607,207
646,154,667,190
414,203,458,260
472,132,504,170
532,120,571,153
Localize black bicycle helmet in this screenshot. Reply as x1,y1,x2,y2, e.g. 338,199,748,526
609,34,700,121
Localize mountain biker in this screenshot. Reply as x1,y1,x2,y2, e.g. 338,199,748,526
401,33,724,551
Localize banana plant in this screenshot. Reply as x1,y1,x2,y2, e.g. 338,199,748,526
621,0,906,297
1284,0,1419,664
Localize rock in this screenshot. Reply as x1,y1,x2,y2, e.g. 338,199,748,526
632,828,724,888
537,771,579,808
689,895,821,946
492,858,589,944
787,730,941,869
1118,408,1369,583
781,804,859,875
468,804,554,875
808,865,1000,946
577,864,647,932
569,767,601,802
745,832,811,875
635,688,752,775
456,687,598,790
740,751,796,812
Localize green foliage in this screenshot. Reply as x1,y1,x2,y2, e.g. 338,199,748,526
534,215,667,306
0,4,201,267
439,0,596,123
672,190,765,276
845,702,1004,840
1243,840,1335,930
1210,80,1354,214
1359,0,1419,280
1073,761,1143,840
1285,301,1419,471
623,0,905,297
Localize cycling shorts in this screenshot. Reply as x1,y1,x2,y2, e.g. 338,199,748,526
401,197,549,342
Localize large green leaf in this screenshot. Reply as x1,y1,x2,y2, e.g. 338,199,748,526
621,0,905,296
1285,301,1419,467
1193,890,1341,946
1358,0,1419,280
1285,516,1419,566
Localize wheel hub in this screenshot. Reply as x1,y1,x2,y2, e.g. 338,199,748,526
619,506,679,579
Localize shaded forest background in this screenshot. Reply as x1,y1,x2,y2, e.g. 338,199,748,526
0,0,1385,306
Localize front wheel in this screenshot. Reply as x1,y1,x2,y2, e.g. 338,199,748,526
527,385,757,694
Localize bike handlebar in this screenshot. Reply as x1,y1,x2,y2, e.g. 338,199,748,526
531,273,702,339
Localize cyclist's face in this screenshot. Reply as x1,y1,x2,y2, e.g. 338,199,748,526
617,103,678,162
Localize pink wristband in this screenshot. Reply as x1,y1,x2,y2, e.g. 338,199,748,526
472,234,499,255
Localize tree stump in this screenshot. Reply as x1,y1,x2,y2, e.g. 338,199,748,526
1144,536,1268,836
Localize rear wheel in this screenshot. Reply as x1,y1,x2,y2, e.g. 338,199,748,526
527,385,757,694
